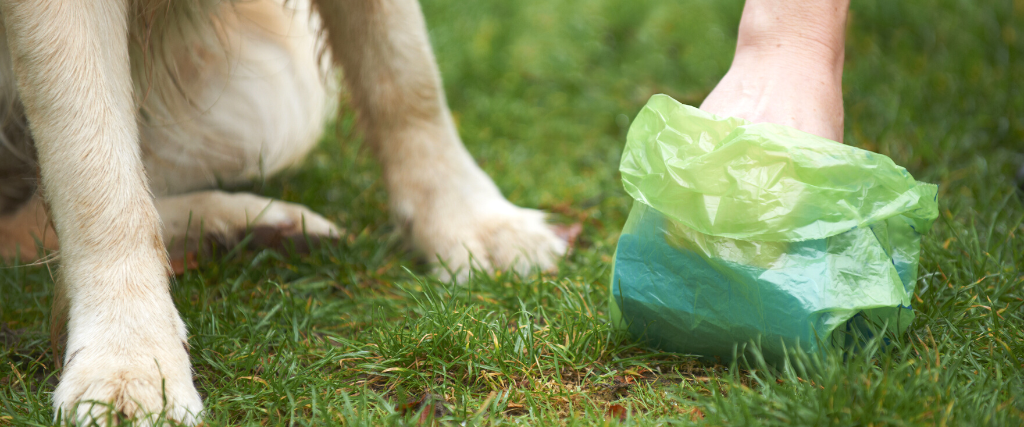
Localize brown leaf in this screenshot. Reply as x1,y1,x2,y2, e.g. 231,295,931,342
550,222,583,249
418,405,432,425
170,252,198,276
615,374,638,385
398,393,449,424
606,404,627,422
690,407,705,421
397,395,423,413
504,402,528,416
236,376,268,386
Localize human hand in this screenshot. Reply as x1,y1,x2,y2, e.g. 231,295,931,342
699,0,848,142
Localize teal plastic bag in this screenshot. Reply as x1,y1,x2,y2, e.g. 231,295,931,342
610,95,939,362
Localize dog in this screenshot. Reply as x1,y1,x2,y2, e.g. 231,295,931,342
0,0,567,424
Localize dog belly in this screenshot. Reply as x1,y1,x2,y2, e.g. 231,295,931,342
139,0,331,196
0,0,330,202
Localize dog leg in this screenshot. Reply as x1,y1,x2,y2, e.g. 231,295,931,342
0,190,341,264
0,0,202,424
313,0,567,281
157,191,340,258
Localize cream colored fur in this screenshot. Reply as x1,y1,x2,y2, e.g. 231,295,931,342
0,0,565,424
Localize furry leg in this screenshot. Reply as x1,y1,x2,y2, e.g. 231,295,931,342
157,191,340,259
0,0,202,424
313,0,567,281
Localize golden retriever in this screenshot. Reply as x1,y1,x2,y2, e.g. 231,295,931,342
0,0,565,423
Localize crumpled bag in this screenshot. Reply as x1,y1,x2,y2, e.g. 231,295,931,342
610,95,938,363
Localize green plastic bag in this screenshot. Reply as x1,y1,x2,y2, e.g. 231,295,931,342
610,95,939,362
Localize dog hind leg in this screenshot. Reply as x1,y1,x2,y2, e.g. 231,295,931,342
157,191,340,259
313,0,568,281
0,190,342,266
0,0,202,424
133,0,340,263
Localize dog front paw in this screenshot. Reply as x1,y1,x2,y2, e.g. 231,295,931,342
413,200,568,282
53,340,202,426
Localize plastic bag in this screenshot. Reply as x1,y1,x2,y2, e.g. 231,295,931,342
610,95,938,363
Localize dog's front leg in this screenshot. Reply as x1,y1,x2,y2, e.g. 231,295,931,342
1,0,202,424
315,0,567,281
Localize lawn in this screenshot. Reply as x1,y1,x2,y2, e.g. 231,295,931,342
2,0,1023,425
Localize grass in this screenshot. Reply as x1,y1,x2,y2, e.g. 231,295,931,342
2,0,1023,425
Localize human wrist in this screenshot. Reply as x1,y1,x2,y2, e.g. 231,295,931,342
733,0,848,81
